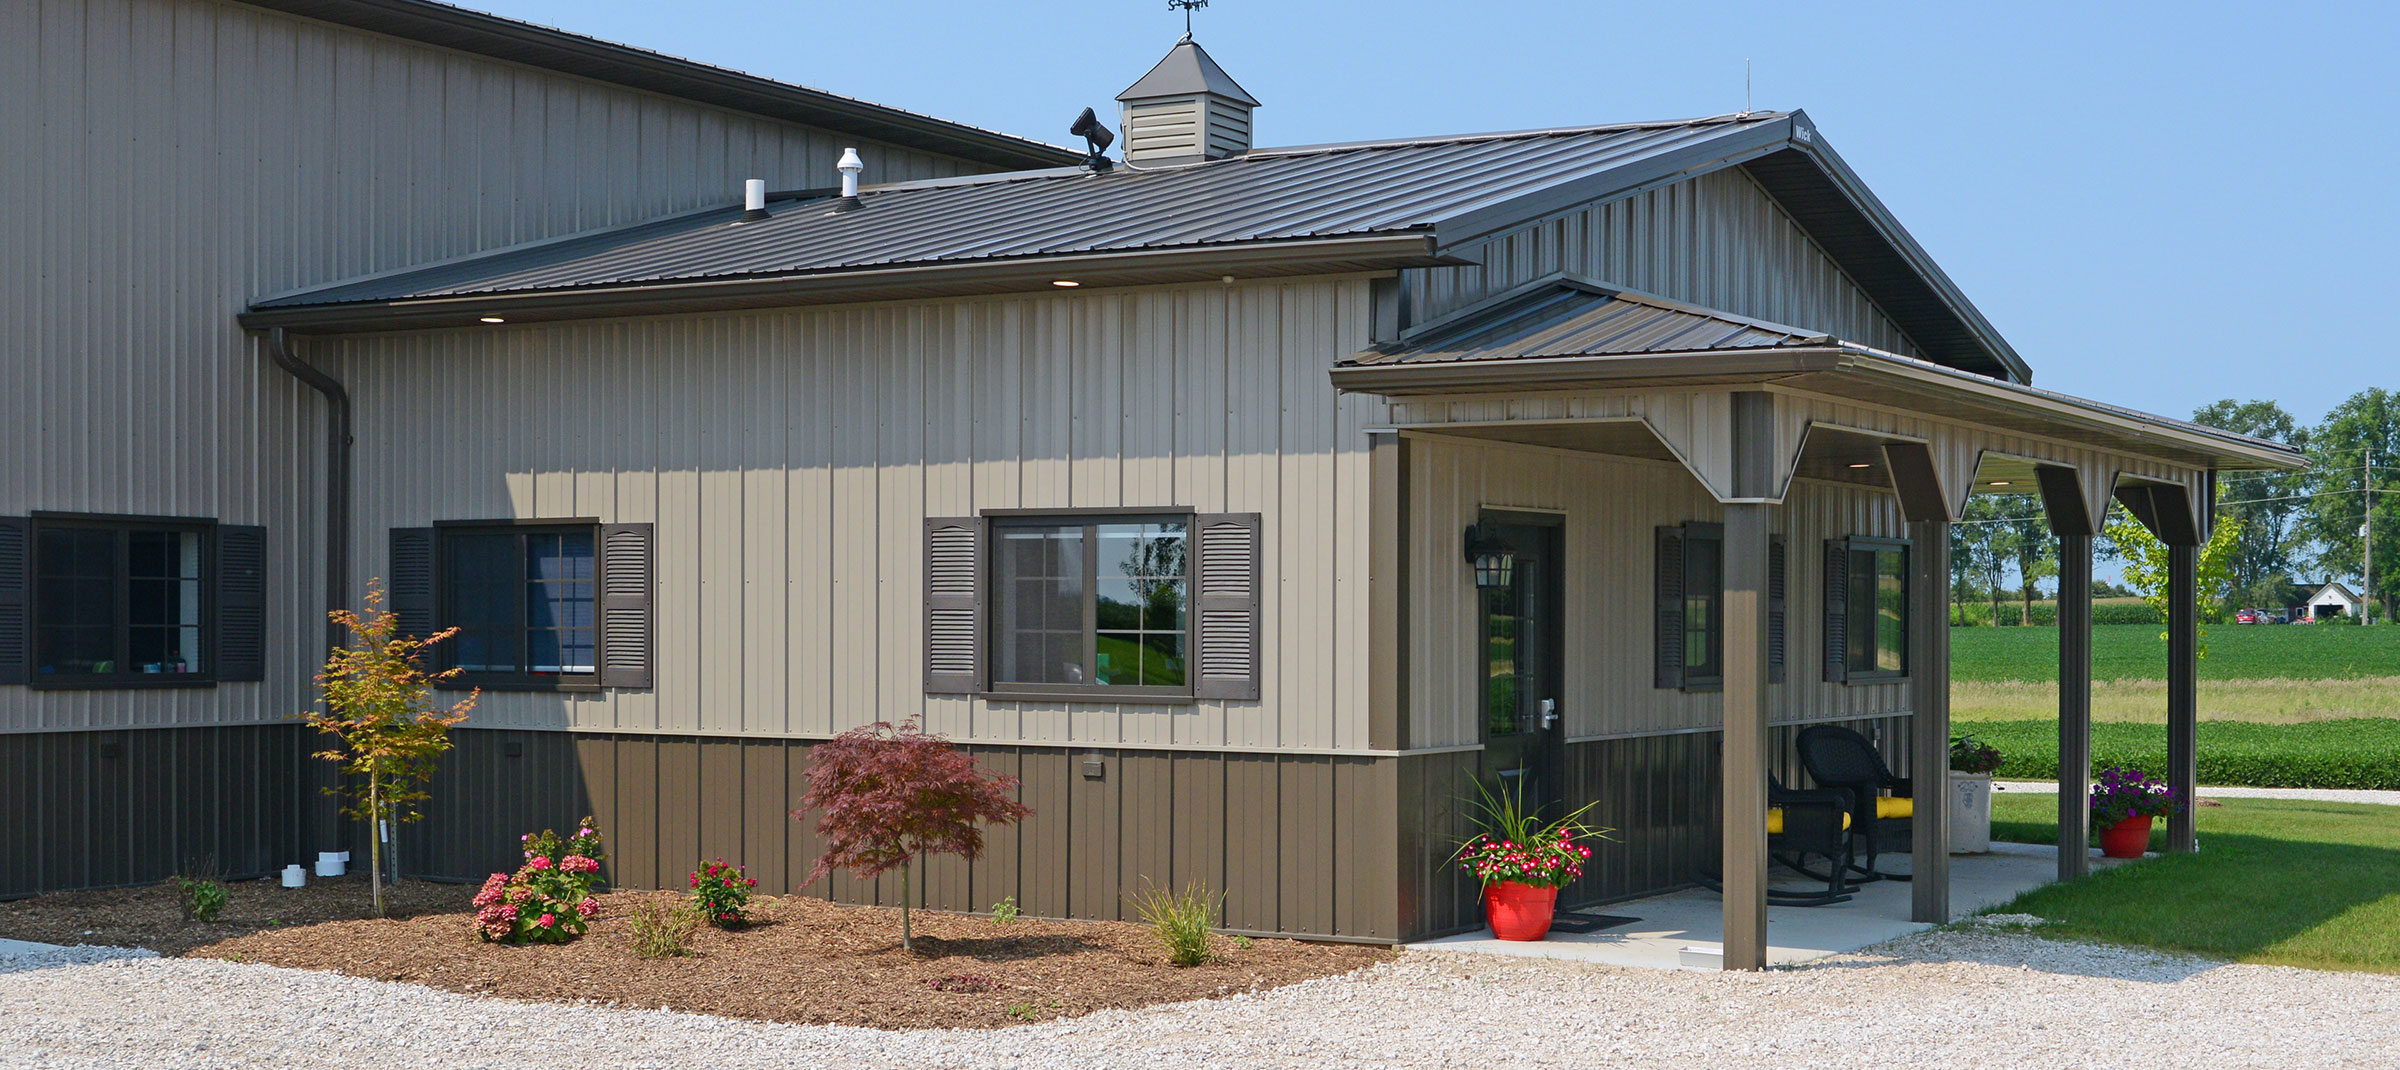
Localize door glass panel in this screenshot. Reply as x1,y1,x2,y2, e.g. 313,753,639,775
1483,577,1522,736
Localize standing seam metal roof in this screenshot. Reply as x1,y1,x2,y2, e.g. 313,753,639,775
254,115,1786,308
1345,280,1827,367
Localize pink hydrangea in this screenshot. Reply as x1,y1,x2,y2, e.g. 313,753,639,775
559,854,599,875
536,913,556,928
575,897,599,918
525,855,553,871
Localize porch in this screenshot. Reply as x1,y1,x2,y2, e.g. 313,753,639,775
1342,276,2308,965
1409,843,2131,970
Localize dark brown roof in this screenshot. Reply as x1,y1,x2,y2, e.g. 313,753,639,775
1345,278,1827,368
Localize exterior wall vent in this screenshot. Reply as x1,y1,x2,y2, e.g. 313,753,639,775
1115,40,1258,164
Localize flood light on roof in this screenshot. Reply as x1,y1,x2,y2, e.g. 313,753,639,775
478,316,506,324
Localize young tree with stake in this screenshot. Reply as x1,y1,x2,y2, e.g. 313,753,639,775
305,582,477,917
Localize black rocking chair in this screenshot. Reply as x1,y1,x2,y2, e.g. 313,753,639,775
1796,724,1914,882
1697,776,1857,906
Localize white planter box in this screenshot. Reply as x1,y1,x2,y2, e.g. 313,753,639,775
1949,771,1992,854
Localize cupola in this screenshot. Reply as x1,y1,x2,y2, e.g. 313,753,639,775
1115,39,1259,164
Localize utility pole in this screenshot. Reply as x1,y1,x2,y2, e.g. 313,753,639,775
2366,447,2375,625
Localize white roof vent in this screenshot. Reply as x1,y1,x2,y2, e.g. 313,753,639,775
1115,39,1258,164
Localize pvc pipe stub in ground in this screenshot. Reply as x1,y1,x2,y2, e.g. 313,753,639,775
316,852,346,877
281,864,306,889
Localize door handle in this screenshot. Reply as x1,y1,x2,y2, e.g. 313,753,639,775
1539,698,1559,731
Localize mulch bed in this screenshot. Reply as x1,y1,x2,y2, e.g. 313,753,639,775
0,875,1393,1029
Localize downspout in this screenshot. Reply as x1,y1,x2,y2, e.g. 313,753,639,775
263,326,350,857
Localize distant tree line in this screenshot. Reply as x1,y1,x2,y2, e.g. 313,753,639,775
1948,388,2396,625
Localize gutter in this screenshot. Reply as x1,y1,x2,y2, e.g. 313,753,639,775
262,328,351,652
239,234,1454,334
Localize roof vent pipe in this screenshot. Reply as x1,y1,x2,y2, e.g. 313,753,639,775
740,178,769,222
834,147,865,211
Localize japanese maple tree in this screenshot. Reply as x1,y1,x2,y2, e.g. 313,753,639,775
793,719,1031,949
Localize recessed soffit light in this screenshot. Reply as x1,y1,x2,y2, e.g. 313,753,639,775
1051,280,1080,288
1989,480,2013,487
478,316,506,324
1848,462,1872,469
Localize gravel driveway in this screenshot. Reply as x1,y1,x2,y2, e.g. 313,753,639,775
4,931,2394,1069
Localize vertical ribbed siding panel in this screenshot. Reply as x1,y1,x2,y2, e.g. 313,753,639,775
1407,168,1921,359
0,0,988,738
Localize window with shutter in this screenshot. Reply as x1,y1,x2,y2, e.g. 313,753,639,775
971,509,1226,703
403,521,634,691
1830,535,1910,683
1192,513,1261,701
0,516,27,686
923,517,985,694
215,526,267,682
1657,523,1732,692
23,514,217,689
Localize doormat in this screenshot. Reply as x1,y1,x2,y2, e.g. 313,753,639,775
1545,912,1639,934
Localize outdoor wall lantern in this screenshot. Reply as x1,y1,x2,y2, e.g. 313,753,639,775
1463,524,1516,591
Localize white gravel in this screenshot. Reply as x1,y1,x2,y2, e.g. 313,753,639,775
4,932,2396,1069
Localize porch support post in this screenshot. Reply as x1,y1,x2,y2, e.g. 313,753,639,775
2167,541,2201,853
1720,391,1777,971
2038,466,2099,882
1886,442,1953,923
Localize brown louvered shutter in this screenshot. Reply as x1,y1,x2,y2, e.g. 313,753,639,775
598,523,654,689
389,528,435,640
1768,534,1787,685
1192,512,1262,701
1822,539,1850,684
1654,526,1685,690
0,517,27,685
923,517,985,694
215,525,267,682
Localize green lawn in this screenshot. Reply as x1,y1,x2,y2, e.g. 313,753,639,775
1954,717,2400,790
1986,794,2400,972
1949,622,2400,683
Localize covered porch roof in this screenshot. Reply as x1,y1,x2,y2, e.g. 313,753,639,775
1334,275,2305,479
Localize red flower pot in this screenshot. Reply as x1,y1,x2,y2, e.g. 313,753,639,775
2100,815,2153,859
1483,880,1559,941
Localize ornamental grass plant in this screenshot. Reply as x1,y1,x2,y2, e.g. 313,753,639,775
1126,881,1216,967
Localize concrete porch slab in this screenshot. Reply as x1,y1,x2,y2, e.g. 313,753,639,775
1407,842,2134,970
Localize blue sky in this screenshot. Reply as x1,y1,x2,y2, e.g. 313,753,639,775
469,0,2392,430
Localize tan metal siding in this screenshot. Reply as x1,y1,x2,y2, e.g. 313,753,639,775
0,0,995,734
334,278,1386,752
1407,168,1922,356
1405,434,1910,750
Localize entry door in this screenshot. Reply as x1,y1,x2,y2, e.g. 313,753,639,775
1478,515,1565,814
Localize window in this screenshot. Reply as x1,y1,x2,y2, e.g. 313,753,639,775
1654,523,1784,692
30,516,211,686
990,516,1189,696
437,524,597,688
1827,536,1909,682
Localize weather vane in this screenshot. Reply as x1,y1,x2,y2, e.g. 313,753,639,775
1168,0,1207,42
